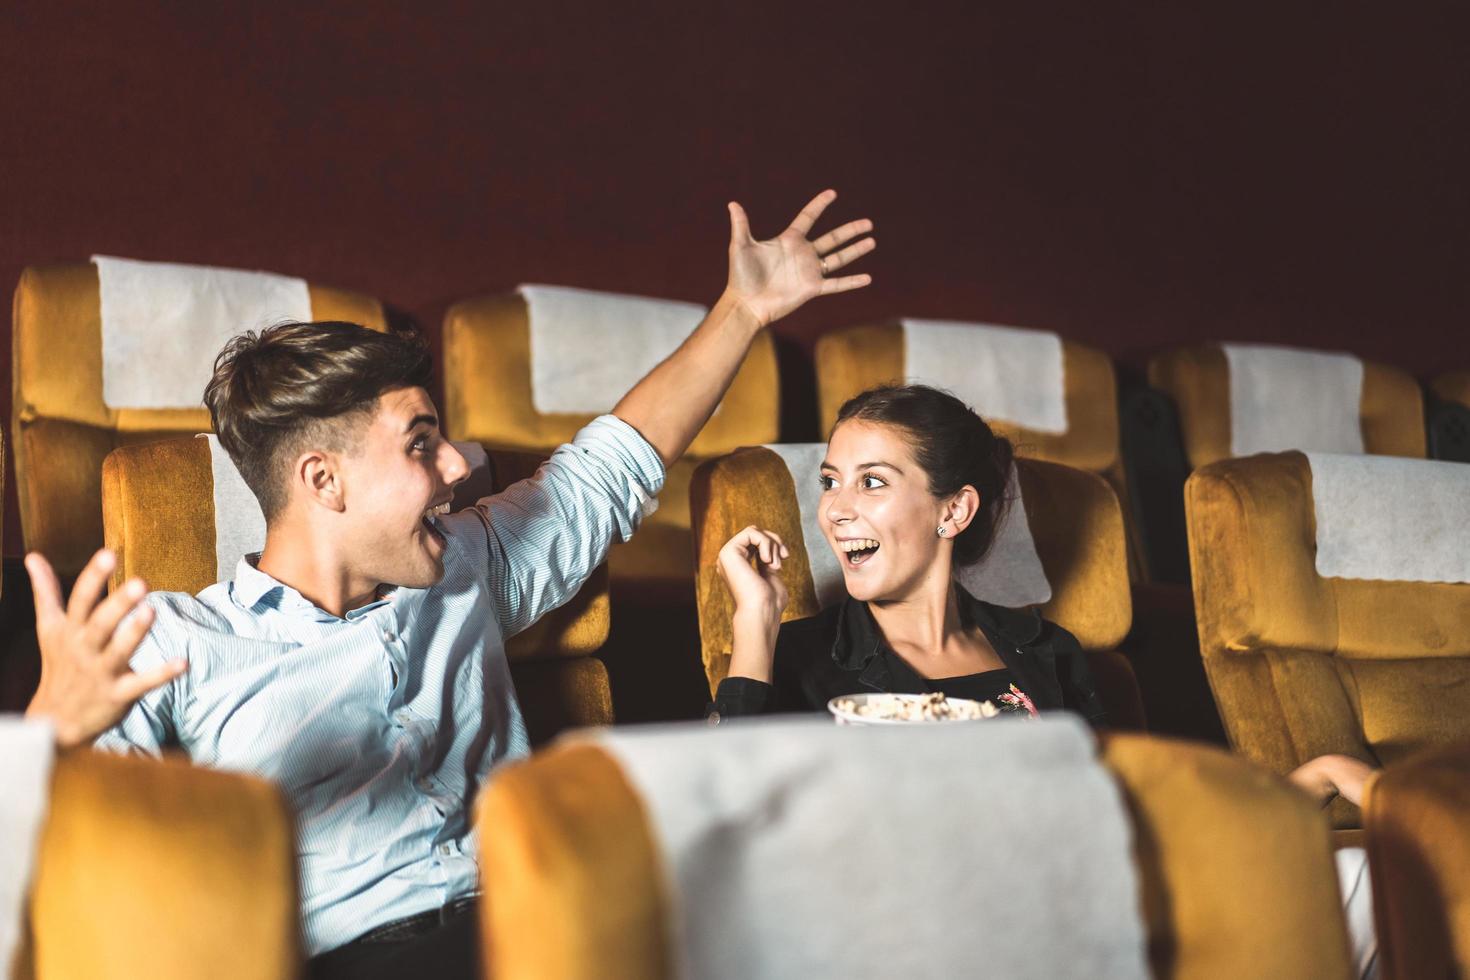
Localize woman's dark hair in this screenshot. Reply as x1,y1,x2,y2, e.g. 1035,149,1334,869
204,320,434,520
833,384,1015,566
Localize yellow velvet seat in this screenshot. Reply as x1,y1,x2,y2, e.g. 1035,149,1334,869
100,435,612,744
1148,344,1426,469
1364,739,1470,979
690,447,1146,728
442,291,778,592
11,263,386,578
1185,451,1470,828
17,749,298,980
476,733,1353,980
815,321,1126,496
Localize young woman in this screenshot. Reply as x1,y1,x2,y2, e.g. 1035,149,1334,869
709,383,1106,724
708,380,1371,811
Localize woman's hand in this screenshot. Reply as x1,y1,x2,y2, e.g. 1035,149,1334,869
723,189,875,328
23,549,184,749
1288,754,1376,808
717,526,790,684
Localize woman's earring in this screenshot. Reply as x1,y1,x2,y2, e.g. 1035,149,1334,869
936,525,947,537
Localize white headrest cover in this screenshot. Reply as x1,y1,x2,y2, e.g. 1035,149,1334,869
1307,452,1470,583
94,255,312,410
902,319,1068,434
0,718,56,974
765,444,1051,608
590,717,1148,980
520,284,708,415
1223,343,1365,456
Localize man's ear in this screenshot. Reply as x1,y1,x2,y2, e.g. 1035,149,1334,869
944,485,982,534
294,449,346,514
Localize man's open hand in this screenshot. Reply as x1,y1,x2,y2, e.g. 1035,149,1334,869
724,189,875,327
24,549,184,748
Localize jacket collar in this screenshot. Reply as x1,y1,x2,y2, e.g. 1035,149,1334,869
830,585,1047,679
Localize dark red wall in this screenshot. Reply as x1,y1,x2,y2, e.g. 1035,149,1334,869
3,1,1466,557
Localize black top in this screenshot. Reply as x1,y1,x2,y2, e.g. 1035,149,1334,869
929,667,1020,706
709,587,1107,725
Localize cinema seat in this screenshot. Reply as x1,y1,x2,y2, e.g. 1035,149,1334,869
442,288,777,593
1364,739,1470,979
690,448,1145,729
11,263,386,579
20,750,297,980
1186,451,1470,828
477,730,1353,980
815,321,1125,497
1427,372,1470,462
1149,344,1425,470
99,435,611,744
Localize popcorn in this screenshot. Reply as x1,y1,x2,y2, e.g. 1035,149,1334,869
830,692,999,723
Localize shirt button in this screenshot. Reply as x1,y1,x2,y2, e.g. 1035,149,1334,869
416,776,432,792
394,710,411,726
382,629,396,643
438,844,453,856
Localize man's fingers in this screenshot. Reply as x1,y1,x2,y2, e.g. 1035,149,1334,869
813,218,874,255
84,578,149,650
24,552,65,624
787,189,837,237
112,657,187,705
820,273,874,295
102,604,155,668
66,549,116,627
820,237,876,273
727,201,752,245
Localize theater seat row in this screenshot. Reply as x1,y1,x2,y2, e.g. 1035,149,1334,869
18,721,1470,979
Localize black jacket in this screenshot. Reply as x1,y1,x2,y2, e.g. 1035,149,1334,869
710,588,1107,725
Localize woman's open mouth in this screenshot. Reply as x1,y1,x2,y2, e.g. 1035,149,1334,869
838,538,880,567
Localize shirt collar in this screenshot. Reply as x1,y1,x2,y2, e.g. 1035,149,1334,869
829,585,1046,673
230,554,393,622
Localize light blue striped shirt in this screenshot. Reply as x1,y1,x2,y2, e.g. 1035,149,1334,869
95,415,664,955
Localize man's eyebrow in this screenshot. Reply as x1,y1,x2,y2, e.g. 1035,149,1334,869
404,413,439,433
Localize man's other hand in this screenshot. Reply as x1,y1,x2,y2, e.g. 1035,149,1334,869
724,189,875,328
24,549,184,749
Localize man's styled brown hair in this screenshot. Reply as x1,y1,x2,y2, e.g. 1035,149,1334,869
204,321,434,520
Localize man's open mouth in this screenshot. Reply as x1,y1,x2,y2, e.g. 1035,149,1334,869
838,538,880,567
422,502,451,544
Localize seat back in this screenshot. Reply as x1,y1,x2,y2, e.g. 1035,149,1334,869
1148,343,1424,470
12,261,386,576
690,448,1141,723
1363,739,1470,979
442,286,777,588
815,320,1121,477
100,434,611,743
1186,451,1470,826
21,750,298,980
477,728,1352,980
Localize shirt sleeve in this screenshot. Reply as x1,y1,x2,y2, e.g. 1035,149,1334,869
92,600,184,757
467,414,666,638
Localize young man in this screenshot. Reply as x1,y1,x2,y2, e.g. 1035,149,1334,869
23,191,874,978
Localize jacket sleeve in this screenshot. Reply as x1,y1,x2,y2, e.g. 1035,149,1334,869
706,620,813,719
1048,622,1109,727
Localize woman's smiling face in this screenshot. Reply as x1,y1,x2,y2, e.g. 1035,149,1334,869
820,419,951,603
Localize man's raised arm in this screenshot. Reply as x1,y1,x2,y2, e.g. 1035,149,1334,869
612,189,874,465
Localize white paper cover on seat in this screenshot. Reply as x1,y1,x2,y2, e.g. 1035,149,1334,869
0,719,55,975
590,716,1148,980
94,255,312,410
1223,343,1365,456
520,284,708,415
1306,452,1470,583
901,319,1068,434
203,435,492,583
765,444,1051,609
